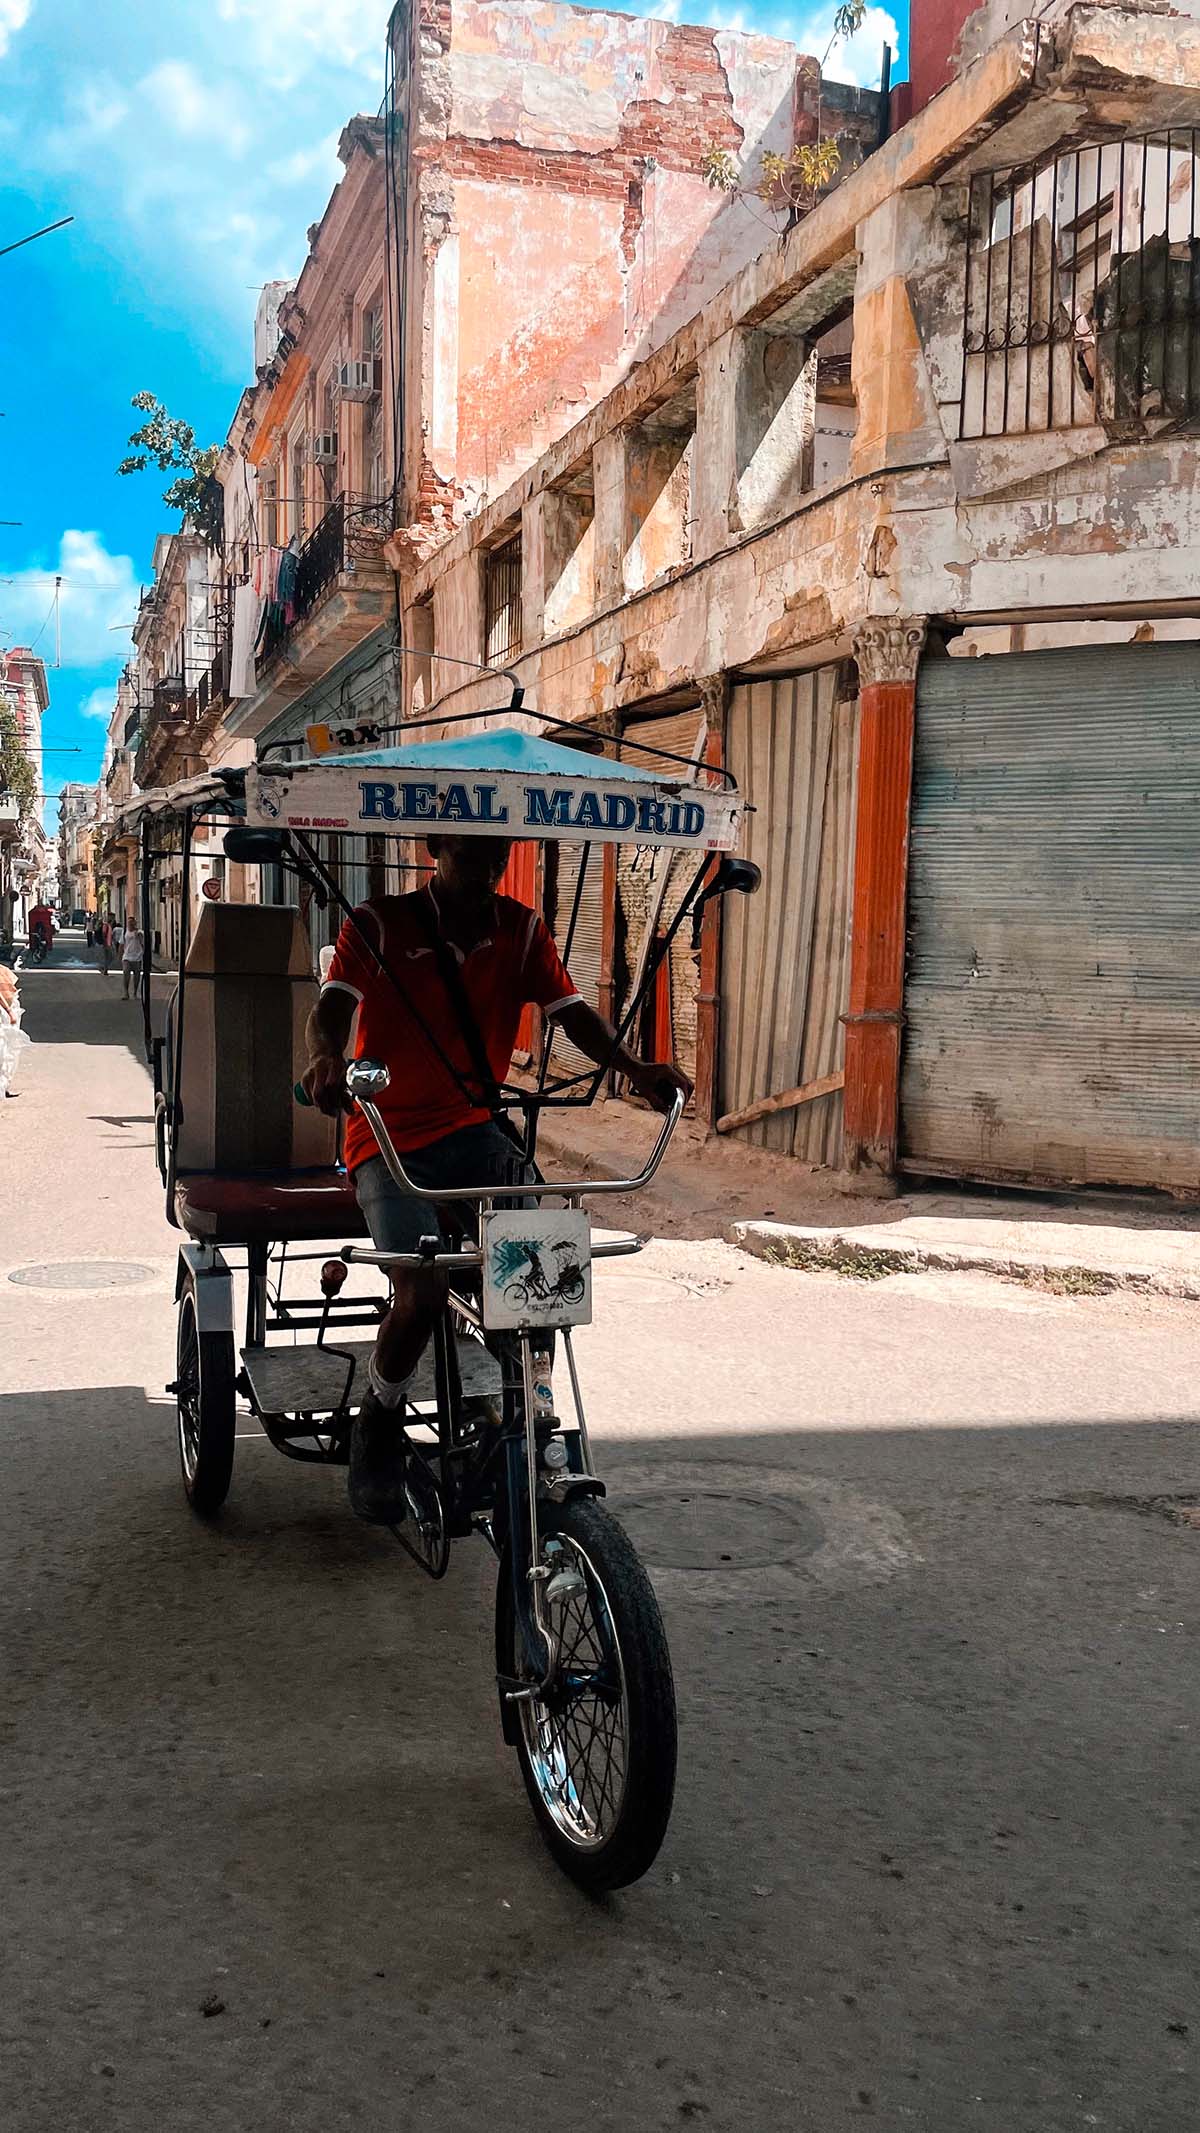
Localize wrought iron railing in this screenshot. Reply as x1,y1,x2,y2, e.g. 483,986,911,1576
958,129,1200,438
258,493,390,669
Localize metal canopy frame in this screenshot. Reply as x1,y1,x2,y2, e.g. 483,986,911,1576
137,786,722,1194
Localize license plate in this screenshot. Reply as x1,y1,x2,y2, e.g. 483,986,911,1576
480,1208,592,1331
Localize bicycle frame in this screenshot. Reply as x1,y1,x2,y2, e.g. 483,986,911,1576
339,1064,679,1704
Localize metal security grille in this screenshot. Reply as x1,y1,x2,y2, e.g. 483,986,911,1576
959,130,1200,437
902,645,1200,1193
484,535,522,667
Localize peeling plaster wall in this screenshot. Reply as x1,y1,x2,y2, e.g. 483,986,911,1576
406,0,819,525
398,5,1200,748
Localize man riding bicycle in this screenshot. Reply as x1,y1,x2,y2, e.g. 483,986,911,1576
28,902,54,956
303,834,689,1521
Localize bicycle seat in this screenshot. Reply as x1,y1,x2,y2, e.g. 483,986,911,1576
174,1169,369,1245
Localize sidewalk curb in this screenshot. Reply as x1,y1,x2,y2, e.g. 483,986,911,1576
726,1220,1200,1302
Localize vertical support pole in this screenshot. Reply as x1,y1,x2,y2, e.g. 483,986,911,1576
842,620,926,1186
598,843,618,1030
694,674,729,1131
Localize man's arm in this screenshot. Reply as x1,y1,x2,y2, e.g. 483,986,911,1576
302,989,356,1114
553,997,692,1111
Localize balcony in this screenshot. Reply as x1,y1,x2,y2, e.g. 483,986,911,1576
232,492,392,740
134,626,233,792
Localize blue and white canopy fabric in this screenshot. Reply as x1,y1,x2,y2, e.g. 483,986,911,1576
243,726,742,851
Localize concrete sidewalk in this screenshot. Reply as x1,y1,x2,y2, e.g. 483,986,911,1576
536,1099,1200,1299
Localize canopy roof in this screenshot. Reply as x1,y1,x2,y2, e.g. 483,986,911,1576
245,723,741,851
117,726,744,852
316,726,671,783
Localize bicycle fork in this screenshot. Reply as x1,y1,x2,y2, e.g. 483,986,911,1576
501,1332,597,1711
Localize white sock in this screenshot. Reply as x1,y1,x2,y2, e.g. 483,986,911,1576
368,1354,413,1409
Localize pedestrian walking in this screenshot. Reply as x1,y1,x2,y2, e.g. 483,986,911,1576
85,914,95,948
96,916,113,977
120,920,145,1001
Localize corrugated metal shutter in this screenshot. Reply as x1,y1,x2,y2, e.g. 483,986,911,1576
721,669,858,1161
618,707,707,1083
548,840,605,1083
902,644,1200,1192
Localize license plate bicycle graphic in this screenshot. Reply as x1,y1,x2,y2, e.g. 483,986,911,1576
480,1209,593,1330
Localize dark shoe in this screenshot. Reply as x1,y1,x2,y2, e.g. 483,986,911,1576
348,1392,408,1524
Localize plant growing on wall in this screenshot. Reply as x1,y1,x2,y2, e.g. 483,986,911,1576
0,702,38,821
702,1,867,220
117,394,222,541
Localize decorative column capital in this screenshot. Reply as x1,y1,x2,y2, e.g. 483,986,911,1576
852,618,927,690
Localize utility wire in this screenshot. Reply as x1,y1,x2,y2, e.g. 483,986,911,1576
0,216,74,261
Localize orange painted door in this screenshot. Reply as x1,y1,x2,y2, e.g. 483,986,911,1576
501,840,538,1055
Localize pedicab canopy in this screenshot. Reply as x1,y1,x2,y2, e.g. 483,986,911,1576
242,726,742,851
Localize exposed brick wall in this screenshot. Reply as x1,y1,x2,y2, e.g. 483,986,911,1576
408,3,855,545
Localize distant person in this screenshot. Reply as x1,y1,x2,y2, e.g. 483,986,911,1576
85,914,95,947
96,915,114,977
120,920,145,1001
28,901,54,956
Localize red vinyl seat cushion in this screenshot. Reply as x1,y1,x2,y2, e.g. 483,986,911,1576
174,1169,369,1246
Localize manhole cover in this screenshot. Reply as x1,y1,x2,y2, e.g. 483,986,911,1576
607,1459,915,1596
617,1487,824,1572
8,1261,155,1290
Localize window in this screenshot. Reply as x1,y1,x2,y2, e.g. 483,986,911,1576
291,436,307,541
484,533,522,666
262,467,279,550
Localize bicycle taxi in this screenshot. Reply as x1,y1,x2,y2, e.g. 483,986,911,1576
126,712,756,1889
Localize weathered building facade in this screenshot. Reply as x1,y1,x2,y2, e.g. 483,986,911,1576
392,2,1200,1198
0,647,52,936
120,0,1200,1200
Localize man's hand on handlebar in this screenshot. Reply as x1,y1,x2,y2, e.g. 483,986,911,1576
625,1059,693,1114
302,988,357,1113
301,1050,352,1115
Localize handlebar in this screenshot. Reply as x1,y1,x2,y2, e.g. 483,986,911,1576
344,1057,684,1204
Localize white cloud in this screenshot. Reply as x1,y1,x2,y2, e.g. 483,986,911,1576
0,0,31,61
79,685,116,722
215,0,384,90
3,532,140,671
268,129,343,189
139,58,249,155
794,4,899,87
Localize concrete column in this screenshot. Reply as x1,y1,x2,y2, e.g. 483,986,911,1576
694,331,738,560
521,492,548,652
851,191,947,479
842,618,927,1185
592,430,628,607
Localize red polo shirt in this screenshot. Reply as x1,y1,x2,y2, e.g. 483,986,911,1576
323,887,577,1168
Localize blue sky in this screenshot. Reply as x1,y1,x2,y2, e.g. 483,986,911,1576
0,0,905,828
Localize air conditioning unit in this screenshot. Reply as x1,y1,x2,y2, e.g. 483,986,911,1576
313,431,339,466
337,359,381,402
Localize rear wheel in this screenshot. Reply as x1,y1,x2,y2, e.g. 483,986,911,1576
175,1289,236,1515
497,1496,677,1892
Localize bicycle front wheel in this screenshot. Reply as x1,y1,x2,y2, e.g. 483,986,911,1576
497,1496,677,1891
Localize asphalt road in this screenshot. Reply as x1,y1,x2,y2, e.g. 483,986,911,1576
3,945,1200,2133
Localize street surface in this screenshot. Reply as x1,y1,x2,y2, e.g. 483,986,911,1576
4,938,1200,2133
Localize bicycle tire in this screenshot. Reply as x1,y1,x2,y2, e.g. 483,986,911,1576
496,1496,677,1892
175,1288,236,1516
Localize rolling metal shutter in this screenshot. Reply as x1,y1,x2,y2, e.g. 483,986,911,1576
901,644,1200,1192
721,669,858,1161
548,840,605,1083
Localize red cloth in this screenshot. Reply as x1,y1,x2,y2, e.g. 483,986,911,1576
324,888,576,1167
